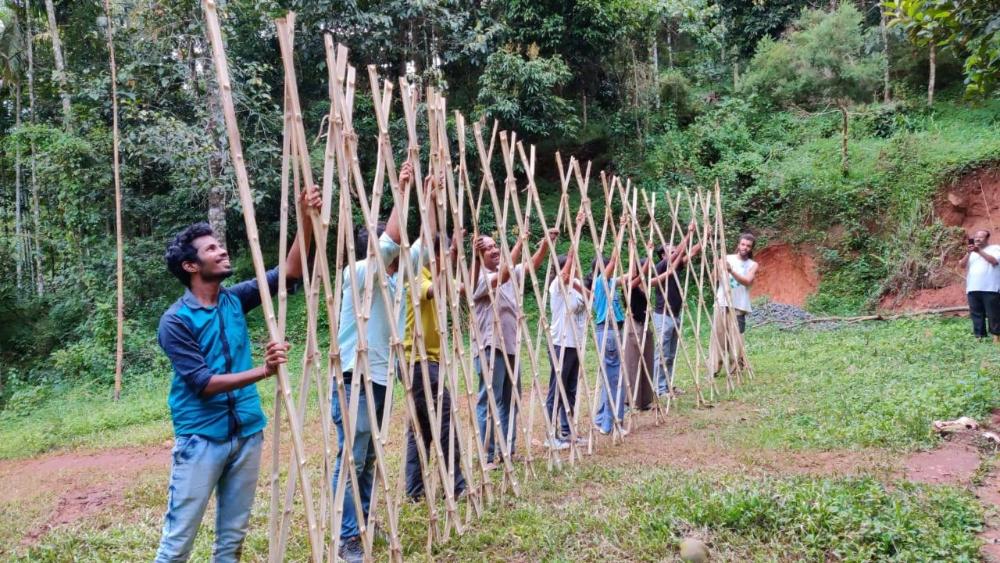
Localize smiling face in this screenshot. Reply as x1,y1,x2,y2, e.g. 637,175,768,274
480,236,501,270
186,235,233,283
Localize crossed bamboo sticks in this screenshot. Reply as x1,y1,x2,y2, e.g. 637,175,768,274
202,5,753,561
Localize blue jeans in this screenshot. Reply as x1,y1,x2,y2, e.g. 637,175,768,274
653,312,680,395
594,323,624,434
475,347,520,462
332,379,387,540
545,345,580,439
154,431,264,563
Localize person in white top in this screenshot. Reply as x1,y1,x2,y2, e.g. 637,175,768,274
959,229,1000,341
544,243,589,450
716,233,759,333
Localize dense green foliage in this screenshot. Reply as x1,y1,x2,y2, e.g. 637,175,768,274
0,0,998,404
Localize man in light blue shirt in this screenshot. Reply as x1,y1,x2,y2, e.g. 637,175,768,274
333,162,430,562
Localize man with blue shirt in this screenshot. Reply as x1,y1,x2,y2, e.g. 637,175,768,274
333,162,432,563
154,187,321,562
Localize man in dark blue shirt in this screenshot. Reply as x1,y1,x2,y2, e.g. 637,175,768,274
153,187,320,562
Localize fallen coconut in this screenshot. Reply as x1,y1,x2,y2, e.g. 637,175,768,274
679,537,709,562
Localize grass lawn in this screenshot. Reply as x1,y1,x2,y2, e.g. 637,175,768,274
2,315,997,560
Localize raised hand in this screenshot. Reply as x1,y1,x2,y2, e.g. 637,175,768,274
398,161,414,191
301,184,322,210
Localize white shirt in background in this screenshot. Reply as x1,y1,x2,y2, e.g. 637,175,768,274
966,244,1000,293
548,278,587,348
716,254,756,313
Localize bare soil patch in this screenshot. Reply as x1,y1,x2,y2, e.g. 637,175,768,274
0,444,171,546
903,433,981,486
751,244,820,307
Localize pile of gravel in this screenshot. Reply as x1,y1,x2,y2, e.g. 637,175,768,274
748,302,842,331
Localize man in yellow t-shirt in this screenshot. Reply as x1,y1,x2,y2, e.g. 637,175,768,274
400,234,465,502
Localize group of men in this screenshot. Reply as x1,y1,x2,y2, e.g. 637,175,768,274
152,162,761,562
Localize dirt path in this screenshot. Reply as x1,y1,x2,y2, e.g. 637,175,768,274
902,411,1000,562
0,443,172,546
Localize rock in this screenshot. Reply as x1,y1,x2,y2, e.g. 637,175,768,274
679,537,709,562
947,191,967,209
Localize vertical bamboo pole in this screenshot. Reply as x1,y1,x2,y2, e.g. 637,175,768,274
200,4,322,561
103,0,125,402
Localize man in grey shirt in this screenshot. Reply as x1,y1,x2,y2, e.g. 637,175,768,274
473,228,557,467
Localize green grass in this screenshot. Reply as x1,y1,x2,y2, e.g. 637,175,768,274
729,318,1000,452
3,312,998,560
13,464,984,561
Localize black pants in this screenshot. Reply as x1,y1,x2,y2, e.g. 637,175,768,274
403,361,465,501
544,346,580,439
968,291,1000,338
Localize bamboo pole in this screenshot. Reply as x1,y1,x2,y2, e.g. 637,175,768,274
200,4,322,561
103,0,125,402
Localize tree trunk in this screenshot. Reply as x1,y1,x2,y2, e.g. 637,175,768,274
666,25,674,69
839,103,849,176
927,42,936,106
104,0,125,402
880,5,890,102
13,80,24,291
206,89,229,247
582,91,587,129
651,34,659,109
733,61,740,92
43,0,72,131
26,0,44,296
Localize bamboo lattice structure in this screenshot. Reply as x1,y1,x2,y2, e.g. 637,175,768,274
201,5,755,560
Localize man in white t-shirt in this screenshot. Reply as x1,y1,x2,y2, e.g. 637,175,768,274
959,229,1000,341
716,233,759,333
709,233,758,375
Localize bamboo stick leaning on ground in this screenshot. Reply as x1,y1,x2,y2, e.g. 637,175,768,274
445,111,492,515
621,185,668,427
686,190,720,402
442,112,501,508
574,166,624,446
494,131,566,476
506,139,574,471
427,95,484,525
558,157,603,459
267,78,292,562
333,55,429,560
469,121,524,495
558,156,614,455
654,191,706,406
472,126,536,485
715,182,754,381
520,147,586,468
104,0,125,403
449,117,503,506
388,81,463,542
648,189,707,408
200,4,323,561
274,25,379,561
583,172,631,443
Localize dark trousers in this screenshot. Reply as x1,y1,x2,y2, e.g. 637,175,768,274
968,291,1000,338
403,361,465,501
544,346,580,439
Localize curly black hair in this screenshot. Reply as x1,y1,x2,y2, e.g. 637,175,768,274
165,222,215,287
